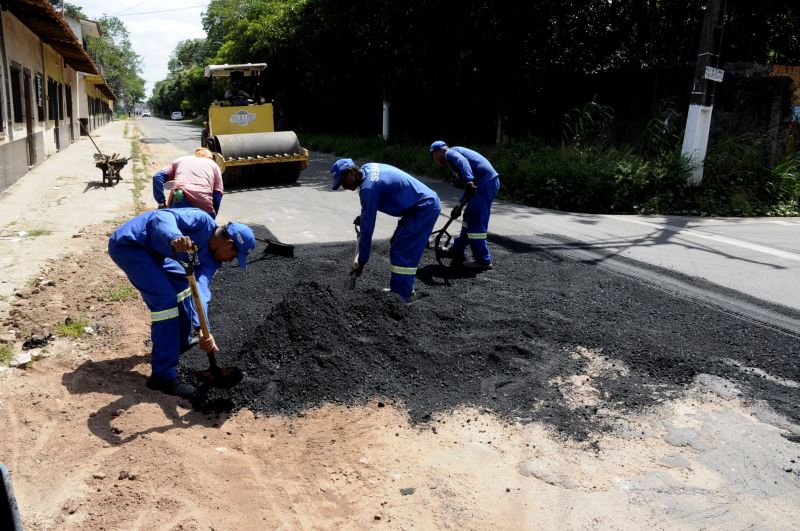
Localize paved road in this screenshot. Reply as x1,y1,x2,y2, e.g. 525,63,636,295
139,118,800,315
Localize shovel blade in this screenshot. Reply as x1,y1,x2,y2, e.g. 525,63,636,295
261,240,295,258
193,365,243,389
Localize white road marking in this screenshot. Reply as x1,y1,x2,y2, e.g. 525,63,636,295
613,217,800,262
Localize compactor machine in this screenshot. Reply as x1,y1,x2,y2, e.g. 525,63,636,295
202,63,309,183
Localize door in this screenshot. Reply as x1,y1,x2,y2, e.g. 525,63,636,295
23,69,35,166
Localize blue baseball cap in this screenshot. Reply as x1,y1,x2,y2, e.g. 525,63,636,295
429,140,448,158
225,222,256,269
330,158,355,190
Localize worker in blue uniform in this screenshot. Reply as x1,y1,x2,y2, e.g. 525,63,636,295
429,141,501,270
331,158,441,302
108,208,256,398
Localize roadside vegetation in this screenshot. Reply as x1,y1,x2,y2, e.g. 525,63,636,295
26,229,53,238
0,344,12,365
303,118,800,217
130,129,147,214
105,283,137,302
56,317,90,339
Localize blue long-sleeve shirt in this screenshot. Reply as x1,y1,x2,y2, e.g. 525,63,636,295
110,208,221,319
357,163,439,265
445,147,499,188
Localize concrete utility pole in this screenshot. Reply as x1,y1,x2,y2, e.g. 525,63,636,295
681,0,726,185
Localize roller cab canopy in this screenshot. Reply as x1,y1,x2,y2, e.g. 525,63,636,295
204,63,267,78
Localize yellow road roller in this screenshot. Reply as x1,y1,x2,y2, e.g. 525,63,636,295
201,63,309,183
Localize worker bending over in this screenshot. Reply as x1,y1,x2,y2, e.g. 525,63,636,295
331,158,441,302
153,148,224,218
108,209,255,398
430,141,501,270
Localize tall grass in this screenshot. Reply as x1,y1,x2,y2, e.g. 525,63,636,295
300,130,799,216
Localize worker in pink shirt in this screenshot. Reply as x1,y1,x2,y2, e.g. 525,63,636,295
153,148,224,218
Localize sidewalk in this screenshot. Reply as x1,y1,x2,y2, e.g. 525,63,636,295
0,120,137,318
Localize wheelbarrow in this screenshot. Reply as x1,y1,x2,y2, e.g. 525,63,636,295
94,152,132,186
1,464,22,531
80,119,130,186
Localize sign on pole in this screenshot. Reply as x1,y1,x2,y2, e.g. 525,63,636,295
704,66,725,83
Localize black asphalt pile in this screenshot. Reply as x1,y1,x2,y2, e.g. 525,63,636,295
182,232,800,439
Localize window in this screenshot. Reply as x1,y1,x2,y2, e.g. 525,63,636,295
47,77,57,120
65,85,72,118
0,71,4,132
35,73,44,122
10,66,22,123
57,83,64,121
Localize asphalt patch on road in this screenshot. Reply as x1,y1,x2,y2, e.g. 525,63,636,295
181,231,800,440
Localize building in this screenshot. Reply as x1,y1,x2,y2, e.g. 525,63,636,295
0,0,115,191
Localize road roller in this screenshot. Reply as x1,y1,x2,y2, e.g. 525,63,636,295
201,63,309,184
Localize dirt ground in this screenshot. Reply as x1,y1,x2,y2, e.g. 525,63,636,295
1,133,799,530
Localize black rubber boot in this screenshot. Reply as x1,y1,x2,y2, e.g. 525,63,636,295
146,377,197,399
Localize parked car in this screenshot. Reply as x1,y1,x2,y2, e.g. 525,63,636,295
141,111,150,117
171,111,183,120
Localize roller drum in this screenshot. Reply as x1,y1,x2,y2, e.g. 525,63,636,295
213,131,301,160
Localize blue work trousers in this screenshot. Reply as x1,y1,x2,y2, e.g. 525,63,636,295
108,240,194,381
389,199,441,301
450,178,500,264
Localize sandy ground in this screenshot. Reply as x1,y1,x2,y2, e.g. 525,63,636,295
0,121,799,530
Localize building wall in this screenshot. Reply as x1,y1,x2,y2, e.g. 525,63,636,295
0,10,93,192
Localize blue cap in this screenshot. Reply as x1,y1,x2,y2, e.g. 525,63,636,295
226,222,256,269
429,140,448,158
330,158,355,190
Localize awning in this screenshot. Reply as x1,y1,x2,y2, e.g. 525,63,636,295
85,75,117,101
6,0,99,75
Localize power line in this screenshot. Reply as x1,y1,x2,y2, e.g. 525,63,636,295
114,4,208,17
111,0,155,16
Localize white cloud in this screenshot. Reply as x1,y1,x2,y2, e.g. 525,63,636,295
74,0,208,97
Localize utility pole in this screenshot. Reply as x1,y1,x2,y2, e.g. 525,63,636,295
681,0,726,185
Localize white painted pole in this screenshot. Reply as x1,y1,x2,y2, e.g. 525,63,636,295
382,101,390,140
680,0,726,185
682,104,713,185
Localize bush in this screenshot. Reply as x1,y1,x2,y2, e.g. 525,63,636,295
300,132,798,216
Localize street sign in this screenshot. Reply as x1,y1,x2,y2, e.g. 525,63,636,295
704,66,725,83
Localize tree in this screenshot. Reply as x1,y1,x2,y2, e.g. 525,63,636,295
86,16,146,109
47,1,85,18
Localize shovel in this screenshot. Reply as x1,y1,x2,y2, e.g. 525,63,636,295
428,194,470,266
176,250,243,388
350,217,361,290
255,236,295,258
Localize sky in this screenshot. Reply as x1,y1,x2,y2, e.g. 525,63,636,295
74,0,208,98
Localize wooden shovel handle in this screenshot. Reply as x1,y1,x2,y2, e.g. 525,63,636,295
186,273,211,339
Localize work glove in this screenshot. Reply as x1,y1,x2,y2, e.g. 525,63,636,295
450,204,463,220
465,181,477,198
353,215,361,227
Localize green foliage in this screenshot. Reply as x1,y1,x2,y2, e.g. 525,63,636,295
26,229,53,237
697,134,800,216
48,1,85,18
562,98,615,149
105,283,137,302
0,344,12,365
150,40,214,117
56,317,90,339
640,99,683,157
305,131,799,216
87,17,145,108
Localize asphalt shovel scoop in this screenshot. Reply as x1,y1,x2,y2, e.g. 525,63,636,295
177,251,243,388
256,236,295,258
